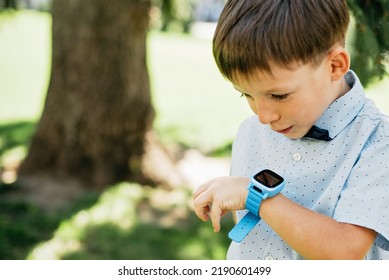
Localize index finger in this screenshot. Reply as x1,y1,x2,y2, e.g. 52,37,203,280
192,180,212,200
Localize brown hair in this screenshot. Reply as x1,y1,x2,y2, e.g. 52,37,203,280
213,0,350,81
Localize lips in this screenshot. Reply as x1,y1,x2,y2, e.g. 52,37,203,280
275,126,293,135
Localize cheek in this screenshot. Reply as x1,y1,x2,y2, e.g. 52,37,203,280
293,99,324,125
285,98,318,123
247,100,258,115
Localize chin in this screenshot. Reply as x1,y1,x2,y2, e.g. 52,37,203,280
285,131,304,140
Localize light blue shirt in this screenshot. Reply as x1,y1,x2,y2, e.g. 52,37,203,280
227,71,389,260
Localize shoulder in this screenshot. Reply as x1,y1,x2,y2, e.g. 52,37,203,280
234,115,259,142
238,115,260,131
357,98,389,146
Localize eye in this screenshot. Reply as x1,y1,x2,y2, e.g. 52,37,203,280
270,94,289,101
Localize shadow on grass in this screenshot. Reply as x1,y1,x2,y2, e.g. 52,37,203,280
0,182,233,260
0,200,56,259
0,192,100,260
0,120,36,157
61,215,233,260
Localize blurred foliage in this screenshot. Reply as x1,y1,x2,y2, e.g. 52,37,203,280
0,0,51,11
151,0,196,33
0,0,17,10
347,0,389,86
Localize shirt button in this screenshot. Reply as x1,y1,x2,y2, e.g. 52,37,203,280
293,152,302,162
265,255,273,260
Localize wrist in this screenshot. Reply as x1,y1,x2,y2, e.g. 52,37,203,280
228,170,285,243
244,169,285,218
245,183,264,216
235,177,250,211
258,193,283,217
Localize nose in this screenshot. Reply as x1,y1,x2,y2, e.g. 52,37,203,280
255,100,280,125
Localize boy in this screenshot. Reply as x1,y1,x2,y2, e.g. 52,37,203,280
192,0,389,259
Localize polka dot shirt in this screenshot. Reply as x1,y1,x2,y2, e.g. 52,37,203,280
227,71,389,260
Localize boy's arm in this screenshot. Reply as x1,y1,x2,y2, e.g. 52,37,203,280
192,176,377,260
260,194,376,260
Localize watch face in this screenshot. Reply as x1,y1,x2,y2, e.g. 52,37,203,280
254,169,284,188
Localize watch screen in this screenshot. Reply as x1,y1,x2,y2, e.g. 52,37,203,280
254,169,284,188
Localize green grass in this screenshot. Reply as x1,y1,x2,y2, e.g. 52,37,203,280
25,183,233,260
0,193,100,260
0,121,35,158
0,182,233,260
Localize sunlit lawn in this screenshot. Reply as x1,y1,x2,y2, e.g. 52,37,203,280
0,10,388,260
25,183,234,260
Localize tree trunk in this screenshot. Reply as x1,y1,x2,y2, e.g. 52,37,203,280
18,0,155,188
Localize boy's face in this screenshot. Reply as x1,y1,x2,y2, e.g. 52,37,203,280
233,60,345,140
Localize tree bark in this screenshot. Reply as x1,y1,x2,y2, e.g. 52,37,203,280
18,0,155,188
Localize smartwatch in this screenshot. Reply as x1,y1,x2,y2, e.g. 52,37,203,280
228,169,285,243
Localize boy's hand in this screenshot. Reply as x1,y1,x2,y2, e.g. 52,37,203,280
192,176,250,232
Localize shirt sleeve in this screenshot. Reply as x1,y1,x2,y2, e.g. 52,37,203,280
333,137,389,251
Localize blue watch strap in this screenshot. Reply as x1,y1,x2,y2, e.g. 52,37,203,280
228,170,285,243
228,212,260,243
246,188,265,216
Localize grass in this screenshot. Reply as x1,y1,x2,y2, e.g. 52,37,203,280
25,183,234,260
0,181,233,260
0,121,35,157
0,193,99,259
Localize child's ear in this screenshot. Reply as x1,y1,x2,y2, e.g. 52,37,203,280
328,46,350,81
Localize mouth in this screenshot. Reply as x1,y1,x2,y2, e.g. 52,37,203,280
275,126,293,135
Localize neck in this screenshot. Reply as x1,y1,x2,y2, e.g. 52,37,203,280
335,75,351,99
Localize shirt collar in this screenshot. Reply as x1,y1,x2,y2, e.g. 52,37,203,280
312,70,366,140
